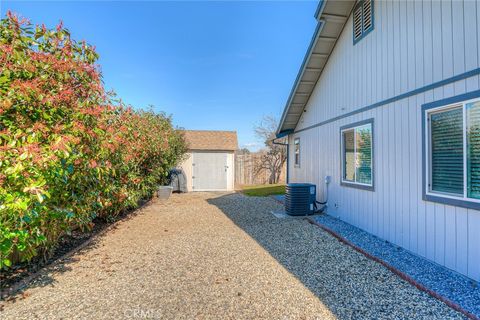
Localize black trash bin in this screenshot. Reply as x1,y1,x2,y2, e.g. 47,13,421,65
168,168,188,193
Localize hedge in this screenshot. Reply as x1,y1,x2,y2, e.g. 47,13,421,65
0,13,186,268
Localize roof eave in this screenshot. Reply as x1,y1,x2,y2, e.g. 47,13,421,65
276,21,325,135
276,129,294,139
314,0,326,21
277,0,355,135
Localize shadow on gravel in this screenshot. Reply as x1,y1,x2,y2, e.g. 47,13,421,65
1,244,95,304
207,193,463,320
1,200,151,303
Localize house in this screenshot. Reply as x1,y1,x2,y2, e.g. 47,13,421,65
179,130,237,192
277,0,480,281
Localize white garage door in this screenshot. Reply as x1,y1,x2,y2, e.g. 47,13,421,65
192,152,228,191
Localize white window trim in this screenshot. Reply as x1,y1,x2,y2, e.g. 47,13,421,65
340,120,374,190
424,97,480,204
294,138,300,167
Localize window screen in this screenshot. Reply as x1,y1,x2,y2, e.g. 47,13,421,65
342,122,373,186
429,107,464,195
343,129,355,181
356,125,373,184
294,138,300,166
425,97,480,204
467,101,480,199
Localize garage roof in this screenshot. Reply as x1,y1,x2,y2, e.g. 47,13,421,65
276,0,355,136
182,130,238,151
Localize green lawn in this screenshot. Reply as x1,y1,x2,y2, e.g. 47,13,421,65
241,184,285,197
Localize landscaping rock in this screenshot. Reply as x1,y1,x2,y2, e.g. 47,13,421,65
0,193,465,319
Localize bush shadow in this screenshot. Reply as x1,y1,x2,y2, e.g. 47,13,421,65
1,200,152,303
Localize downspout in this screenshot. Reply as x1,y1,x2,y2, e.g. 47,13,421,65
286,146,289,184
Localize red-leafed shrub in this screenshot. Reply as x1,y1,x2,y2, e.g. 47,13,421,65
0,13,186,268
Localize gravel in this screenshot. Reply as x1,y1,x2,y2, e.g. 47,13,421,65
313,213,480,318
0,193,465,319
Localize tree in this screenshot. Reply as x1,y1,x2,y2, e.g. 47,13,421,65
253,116,287,184
237,148,251,155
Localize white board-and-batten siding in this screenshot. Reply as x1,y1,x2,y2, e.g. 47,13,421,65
288,0,480,281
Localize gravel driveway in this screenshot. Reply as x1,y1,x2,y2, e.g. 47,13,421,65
1,193,464,319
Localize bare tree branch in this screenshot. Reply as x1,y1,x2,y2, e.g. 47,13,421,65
253,116,287,184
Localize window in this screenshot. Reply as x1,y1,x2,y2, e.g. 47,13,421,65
353,0,374,44
294,138,300,167
424,97,480,208
341,119,374,190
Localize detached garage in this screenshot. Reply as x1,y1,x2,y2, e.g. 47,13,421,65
179,130,237,192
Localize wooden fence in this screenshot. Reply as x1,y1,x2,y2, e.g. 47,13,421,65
235,152,286,186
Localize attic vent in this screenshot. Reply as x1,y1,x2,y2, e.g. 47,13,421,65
353,6,363,40
363,1,373,30
353,0,374,44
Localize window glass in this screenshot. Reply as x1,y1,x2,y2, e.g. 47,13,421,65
342,122,373,186
294,138,300,166
467,101,480,199
356,125,372,184
343,129,355,181
430,107,464,195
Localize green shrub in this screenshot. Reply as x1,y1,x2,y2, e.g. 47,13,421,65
0,13,186,268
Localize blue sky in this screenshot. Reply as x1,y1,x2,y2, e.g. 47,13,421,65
1,1,317,150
